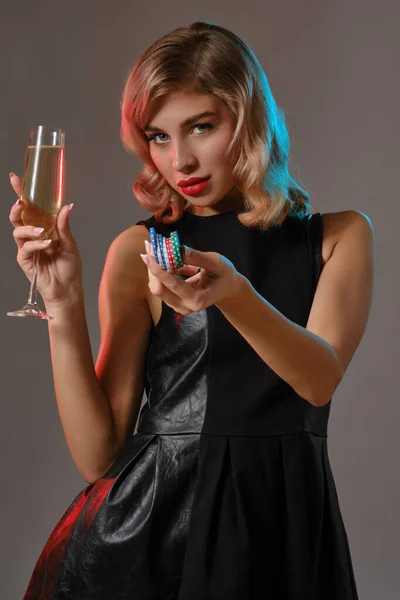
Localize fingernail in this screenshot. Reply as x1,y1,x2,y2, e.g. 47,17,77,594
140,253,149,265
9,172,15,179
33,227,45,234
68,203,74,212
14,198,23,206
144,240,151,252
180,244,190,258
42,239,52,245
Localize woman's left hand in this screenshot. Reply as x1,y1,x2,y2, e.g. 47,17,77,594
141,240,244,315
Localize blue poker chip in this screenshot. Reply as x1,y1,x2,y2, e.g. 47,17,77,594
156,234,163,267
157,233,167,270
149,227,159,265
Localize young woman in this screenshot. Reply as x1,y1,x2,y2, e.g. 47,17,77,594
10,21,373,600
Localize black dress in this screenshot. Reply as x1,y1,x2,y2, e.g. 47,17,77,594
23,211,359,599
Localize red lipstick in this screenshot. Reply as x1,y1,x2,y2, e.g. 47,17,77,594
178,176,210,196
178,176,210,186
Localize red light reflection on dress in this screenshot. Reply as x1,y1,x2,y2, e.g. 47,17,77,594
23,476,116,599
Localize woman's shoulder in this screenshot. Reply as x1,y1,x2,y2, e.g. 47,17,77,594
109,223,150,258
103,224,150,298
320,209,373,267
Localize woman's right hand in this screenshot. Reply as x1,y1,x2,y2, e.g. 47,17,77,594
9,173,84,307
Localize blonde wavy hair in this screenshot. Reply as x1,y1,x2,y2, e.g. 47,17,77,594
120,21,310,230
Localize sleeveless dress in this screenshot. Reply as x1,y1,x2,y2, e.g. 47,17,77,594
23,210,359,600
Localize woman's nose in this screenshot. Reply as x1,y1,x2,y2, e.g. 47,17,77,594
171,142,197,172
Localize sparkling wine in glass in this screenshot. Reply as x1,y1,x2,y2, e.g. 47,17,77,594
7,125,65,319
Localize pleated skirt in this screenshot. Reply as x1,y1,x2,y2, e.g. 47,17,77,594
23,431,358,599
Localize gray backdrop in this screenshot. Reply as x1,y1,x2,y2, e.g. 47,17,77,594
1,1,398,598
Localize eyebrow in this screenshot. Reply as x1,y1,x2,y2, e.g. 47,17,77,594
144,111,218,133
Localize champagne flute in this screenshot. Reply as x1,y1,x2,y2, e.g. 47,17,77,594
7,125,65,320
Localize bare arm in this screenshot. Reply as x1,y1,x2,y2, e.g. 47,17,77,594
45,225,152,484
215,211,375,406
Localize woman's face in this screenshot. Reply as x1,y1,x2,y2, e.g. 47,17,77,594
144,88,244,216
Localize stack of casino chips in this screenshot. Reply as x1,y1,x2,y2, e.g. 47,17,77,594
149,227,184,274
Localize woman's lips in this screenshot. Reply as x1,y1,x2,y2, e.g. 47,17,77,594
178,177,210,195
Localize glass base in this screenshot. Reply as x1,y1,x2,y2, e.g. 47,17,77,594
7,302,53,320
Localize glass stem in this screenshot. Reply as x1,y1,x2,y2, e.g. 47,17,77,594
27,250,39,306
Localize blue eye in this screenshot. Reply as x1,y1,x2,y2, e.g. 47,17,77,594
152,133,169,143
194,123,213,134
146,123,214,145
